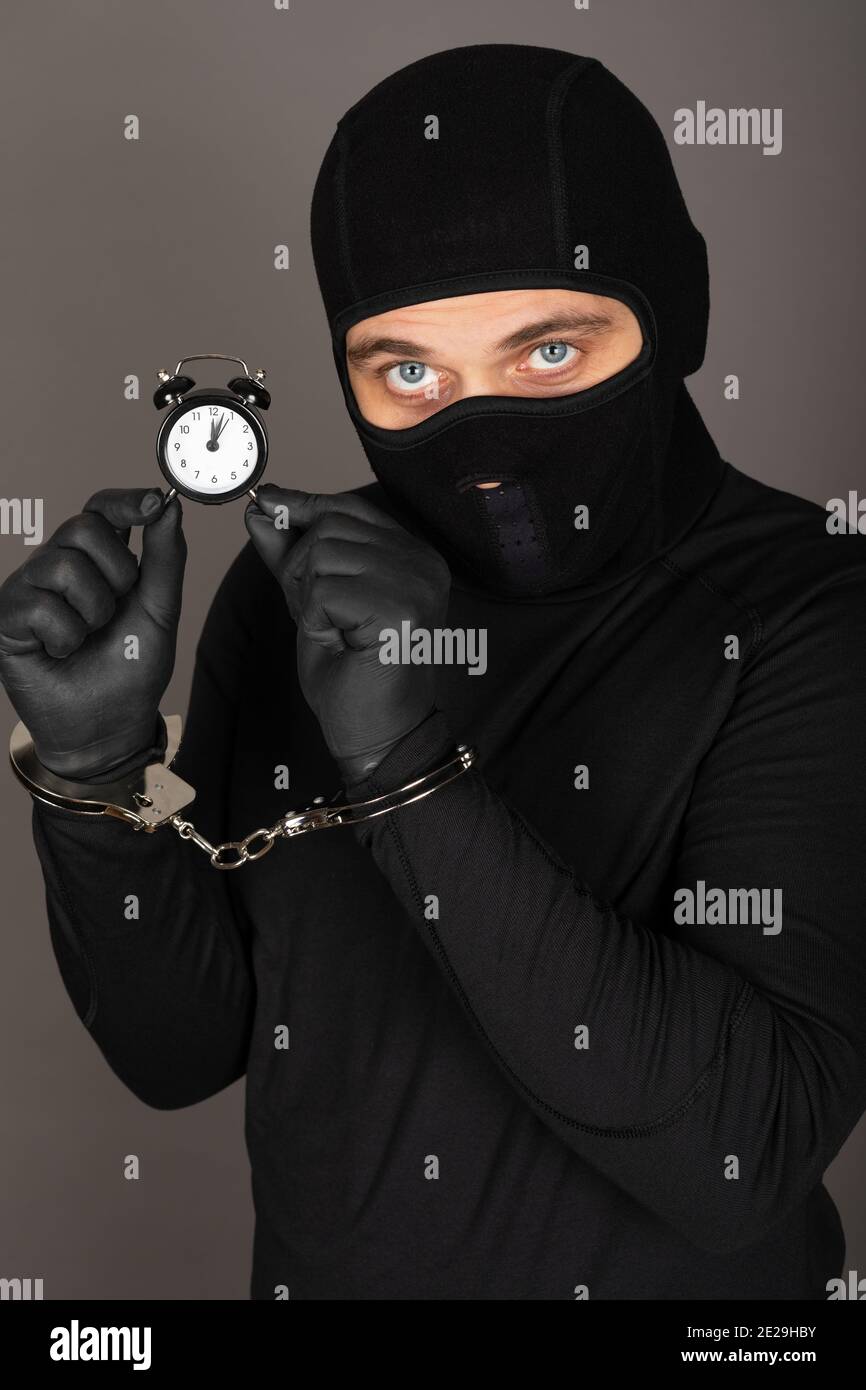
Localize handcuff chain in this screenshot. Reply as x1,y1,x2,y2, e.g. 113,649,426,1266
170,816,282,871
167,745,477,871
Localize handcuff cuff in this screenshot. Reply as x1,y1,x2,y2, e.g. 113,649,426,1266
9,716,477,871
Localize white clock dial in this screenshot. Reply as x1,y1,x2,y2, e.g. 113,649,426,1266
163,403,260,495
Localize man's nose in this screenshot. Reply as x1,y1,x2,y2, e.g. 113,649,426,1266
451,367,501,402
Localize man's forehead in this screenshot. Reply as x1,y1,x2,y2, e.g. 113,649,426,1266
345,288,630,349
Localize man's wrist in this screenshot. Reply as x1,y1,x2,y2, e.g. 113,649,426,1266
35,714,169,785
341,708,455,800
335,705,440,791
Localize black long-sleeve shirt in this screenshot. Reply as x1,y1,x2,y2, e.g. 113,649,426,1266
29,462,866,1299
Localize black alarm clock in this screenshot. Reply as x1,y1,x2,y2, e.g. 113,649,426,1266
154,353,270,505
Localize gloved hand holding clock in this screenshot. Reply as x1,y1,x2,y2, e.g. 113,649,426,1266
0,488,185,782
0,349,263,783
244,484,450,786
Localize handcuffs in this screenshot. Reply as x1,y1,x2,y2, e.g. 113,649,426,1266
9,715,477,871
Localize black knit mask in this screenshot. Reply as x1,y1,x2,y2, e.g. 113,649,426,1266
311,45,723,598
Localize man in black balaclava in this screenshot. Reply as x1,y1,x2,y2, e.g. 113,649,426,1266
308,44,720,604
7,45,866,1302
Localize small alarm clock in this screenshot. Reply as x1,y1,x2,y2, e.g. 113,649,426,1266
154,353,270,505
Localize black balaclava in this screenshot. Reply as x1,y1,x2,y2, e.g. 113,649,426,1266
311,45,724,599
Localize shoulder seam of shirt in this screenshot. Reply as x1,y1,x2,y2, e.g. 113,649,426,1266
658,553,765,659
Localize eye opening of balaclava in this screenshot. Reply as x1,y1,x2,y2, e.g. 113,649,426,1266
311,44,725,599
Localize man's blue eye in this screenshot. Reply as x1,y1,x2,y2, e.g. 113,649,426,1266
529,341,574,369
387,361,436,392
399,362,426,383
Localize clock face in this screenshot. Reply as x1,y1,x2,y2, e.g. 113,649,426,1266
159,399,265,500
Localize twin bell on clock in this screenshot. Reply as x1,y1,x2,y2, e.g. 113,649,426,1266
154,353,271,505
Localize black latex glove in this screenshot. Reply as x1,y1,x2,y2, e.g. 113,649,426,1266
0,488,186,780
245,485,451,784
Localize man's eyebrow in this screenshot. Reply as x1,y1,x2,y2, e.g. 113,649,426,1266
346,335,432,366
492,312,615,354
345,312,617,366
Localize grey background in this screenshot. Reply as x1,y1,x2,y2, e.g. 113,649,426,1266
0,0,863,1299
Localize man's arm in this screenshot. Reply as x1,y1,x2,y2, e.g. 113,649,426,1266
29,545,258,1110
345,574,866,1254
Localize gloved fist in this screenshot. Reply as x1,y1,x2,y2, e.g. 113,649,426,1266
245,485,451,784
0,488,186,780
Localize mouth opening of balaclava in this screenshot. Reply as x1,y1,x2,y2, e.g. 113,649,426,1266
311,45,725,598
